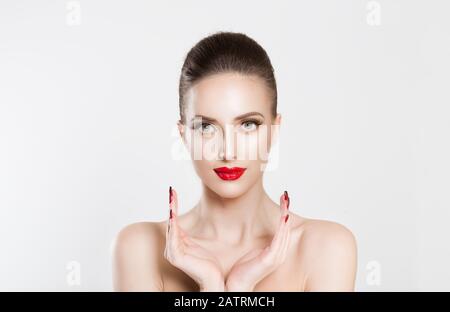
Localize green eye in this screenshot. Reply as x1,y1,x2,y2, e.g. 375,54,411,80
196,123,216,135
202,124,213,133
241,120,261,131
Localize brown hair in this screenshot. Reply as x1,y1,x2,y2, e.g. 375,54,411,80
178,31,277,124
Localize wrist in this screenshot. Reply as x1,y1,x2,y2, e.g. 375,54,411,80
199,281,225,292
225,280,255,292
199,276,225,292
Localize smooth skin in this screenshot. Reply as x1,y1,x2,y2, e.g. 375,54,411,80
112,73,357,291
165,188,291,291
112,196,357,291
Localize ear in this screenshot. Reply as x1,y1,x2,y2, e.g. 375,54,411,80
177,119,188,146
270,113,282,147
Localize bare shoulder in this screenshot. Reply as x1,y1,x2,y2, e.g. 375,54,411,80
295,218,358,291
112,221,167,291
299,218,357,249
113,221,166,246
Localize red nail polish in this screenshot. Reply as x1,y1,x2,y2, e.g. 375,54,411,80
170,209,173,219
284,214,289,223
169,186,173,204
284,191,290,209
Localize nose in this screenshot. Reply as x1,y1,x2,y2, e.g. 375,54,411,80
220,124,236,161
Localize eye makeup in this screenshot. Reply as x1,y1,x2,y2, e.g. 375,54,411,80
241,118,263,127
189,111,265,123
190,119,263,135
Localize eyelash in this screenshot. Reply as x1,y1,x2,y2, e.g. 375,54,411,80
191,119,263,132
241,119,263,129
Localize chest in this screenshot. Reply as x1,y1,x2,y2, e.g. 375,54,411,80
162,251,306,291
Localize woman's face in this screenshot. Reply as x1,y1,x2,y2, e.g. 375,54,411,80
178,72,281,199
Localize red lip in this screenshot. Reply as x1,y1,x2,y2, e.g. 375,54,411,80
213,167,247,181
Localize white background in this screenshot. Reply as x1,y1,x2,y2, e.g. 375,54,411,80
1,0,449,291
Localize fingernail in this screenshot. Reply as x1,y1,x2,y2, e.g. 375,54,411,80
284,190,290,209
169,186,173,204
170,209,173,219
284,214,289,223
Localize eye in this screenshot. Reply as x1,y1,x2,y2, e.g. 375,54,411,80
240,119,262,132
194,122,216,136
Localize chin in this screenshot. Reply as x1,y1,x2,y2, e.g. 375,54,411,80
208,182,248,199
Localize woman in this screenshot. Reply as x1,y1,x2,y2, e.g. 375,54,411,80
112,31,357,291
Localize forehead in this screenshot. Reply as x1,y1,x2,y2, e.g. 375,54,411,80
184,72,272,121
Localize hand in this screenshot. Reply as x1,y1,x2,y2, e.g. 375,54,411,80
164,186,225,291
225,191,291,292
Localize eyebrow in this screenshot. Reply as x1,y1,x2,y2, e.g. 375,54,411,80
190,112,265,123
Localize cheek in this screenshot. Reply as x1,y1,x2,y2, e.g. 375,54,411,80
201,135,222,160
241,134,260,161
187,132,221,161
257,125,271,161
235,128,270,161
191,159,218,185
240,127,270,162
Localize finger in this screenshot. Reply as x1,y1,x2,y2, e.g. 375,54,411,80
167,186,174,234
281,223,291,258
272,191,290,245
165,187,172,255
265,219,289,267
167,186,177,232
170,209,198,248
170,187,182,244
260,216,286,264
166,222,190,256
277,216,291,264
168,187,184,259
273,216,288,256
171,186,179,216
265,192,290,257
276,192,291,263
280,191,289,213
278,193,291,256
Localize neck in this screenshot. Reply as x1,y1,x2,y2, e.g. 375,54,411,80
194,178,277,245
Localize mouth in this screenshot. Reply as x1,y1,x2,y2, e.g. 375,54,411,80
213,167,247,181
